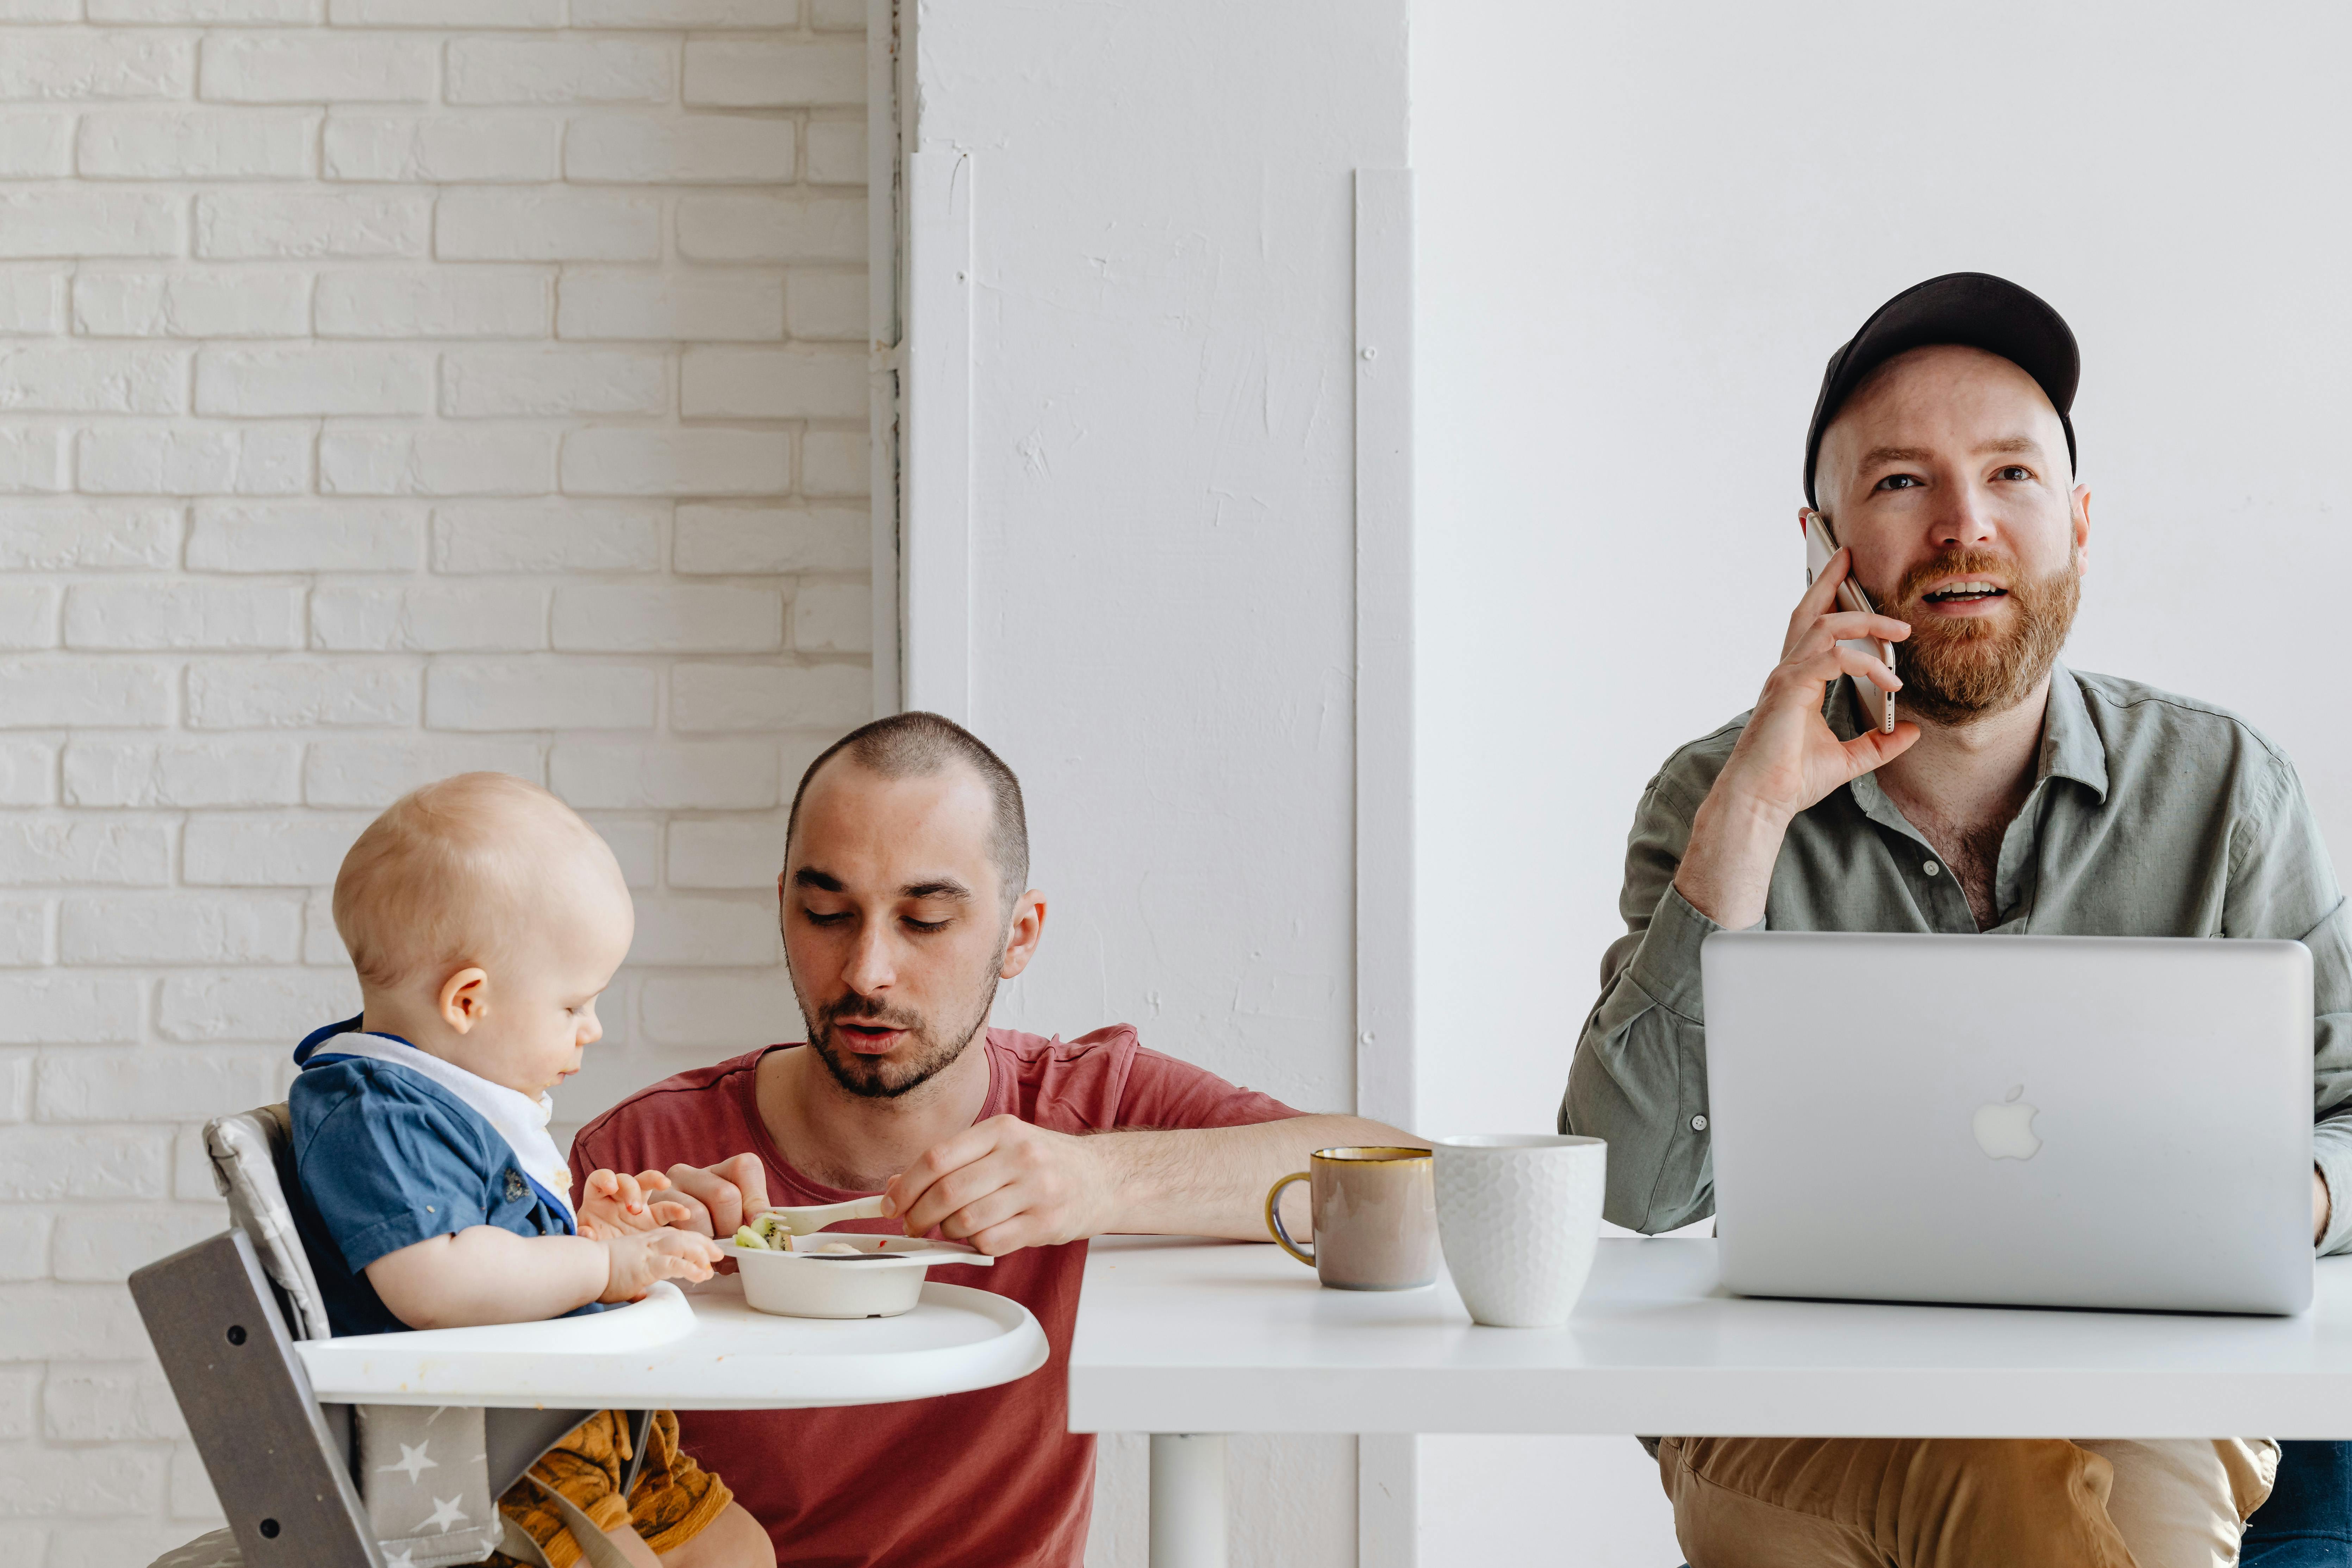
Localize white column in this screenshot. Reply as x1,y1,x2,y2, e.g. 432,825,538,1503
901,145,973,724
1353,165,1417,1133
865,0,904,716
1354,165,1421,1568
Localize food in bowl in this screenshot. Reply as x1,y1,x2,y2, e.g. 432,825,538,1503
732,1211,793,1250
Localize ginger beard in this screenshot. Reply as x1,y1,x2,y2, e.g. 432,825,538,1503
1876,547,2083,727
788,934,1006,1101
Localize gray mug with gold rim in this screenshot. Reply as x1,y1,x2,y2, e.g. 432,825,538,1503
1265,1145,1438,1291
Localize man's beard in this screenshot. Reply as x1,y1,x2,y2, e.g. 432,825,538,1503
793,968,999,1101
1876,547,2082,727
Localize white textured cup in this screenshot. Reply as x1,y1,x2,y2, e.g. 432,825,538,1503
1433,1135,1606,1328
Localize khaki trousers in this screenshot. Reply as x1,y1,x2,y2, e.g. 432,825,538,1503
1660,1437,2279,1568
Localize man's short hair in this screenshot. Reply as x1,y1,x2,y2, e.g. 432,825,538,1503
785,711,1030,908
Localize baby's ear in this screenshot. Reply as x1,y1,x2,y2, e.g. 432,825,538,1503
438,966,490,1031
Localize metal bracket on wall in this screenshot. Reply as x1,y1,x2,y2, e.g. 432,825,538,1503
902,146,974,725
1353,164,1419,1568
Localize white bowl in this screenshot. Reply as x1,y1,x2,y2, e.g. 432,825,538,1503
720,1235,993,1319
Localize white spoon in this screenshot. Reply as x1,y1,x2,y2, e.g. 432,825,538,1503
754,1194,891,1237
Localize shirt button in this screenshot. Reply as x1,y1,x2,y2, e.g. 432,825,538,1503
1690,1114,1709,1132
1922,861,1941,876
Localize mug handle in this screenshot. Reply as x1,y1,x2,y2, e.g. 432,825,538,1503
1265,1171,1313,1265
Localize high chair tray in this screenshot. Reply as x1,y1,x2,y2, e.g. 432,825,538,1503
294,1276,1048,1410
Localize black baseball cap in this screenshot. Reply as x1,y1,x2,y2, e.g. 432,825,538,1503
1803,271,2079,508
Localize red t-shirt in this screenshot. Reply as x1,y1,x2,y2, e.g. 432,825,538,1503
568,1025,1301,1568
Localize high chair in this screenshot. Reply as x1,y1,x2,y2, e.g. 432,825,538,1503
135,1104,657,1568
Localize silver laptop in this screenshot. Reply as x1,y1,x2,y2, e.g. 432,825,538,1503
1701,931,2314,1314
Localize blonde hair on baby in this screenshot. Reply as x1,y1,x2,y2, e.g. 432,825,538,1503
333,772,622,992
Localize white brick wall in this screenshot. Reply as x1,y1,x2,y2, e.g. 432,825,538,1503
0,0,871,1556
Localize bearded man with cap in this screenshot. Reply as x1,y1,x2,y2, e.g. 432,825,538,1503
1562,273,2352,1567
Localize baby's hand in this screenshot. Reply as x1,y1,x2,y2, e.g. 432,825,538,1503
578,1168,696,1241
597,1227,724,1303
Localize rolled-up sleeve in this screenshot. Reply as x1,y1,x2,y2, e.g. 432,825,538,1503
1562,765,1741,1235
2229,753,2352,1256
2304,899,2352,1257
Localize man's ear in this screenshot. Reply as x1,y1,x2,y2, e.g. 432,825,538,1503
2072,483,2092,575
998,890,1047,980
438,967,490,1033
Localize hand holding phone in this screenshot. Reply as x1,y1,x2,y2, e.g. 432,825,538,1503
1667,516,1914,930
1802,510,1896,735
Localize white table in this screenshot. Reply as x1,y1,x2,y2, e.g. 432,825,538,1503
1069,1235,2352,1567
299,1274,1049,1409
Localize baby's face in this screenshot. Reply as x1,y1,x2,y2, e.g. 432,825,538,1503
449,877,634,1098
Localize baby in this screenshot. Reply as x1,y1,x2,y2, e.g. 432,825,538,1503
286,772,773,1568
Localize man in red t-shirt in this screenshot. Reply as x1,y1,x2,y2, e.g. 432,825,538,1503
570,712,1413,1568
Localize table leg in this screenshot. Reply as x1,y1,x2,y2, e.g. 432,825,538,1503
1149,1432,1228,1568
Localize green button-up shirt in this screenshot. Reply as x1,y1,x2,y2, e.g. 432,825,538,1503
1562,664,2352,1254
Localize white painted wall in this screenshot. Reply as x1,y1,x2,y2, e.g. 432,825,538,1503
0,7,871,1561
905,2,1405,1562
1411,2,2352,1561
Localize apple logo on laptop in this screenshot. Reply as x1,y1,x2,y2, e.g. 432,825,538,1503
1972,1085,2042,1161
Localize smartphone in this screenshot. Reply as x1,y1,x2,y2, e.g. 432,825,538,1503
1802,510,1896,735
